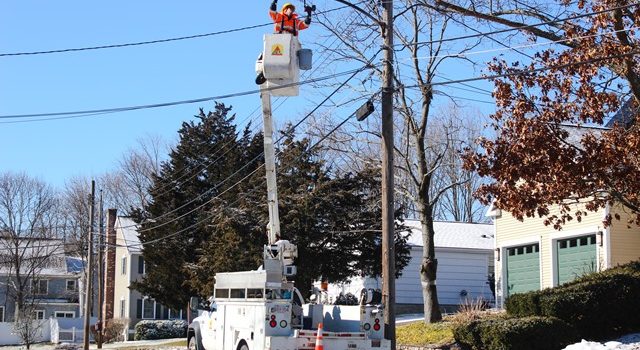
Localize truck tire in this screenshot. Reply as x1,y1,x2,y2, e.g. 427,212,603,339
187,335,197,350
188,328,203,350
238,341,249,350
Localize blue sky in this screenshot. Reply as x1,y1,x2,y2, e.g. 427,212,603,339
0,1,506,188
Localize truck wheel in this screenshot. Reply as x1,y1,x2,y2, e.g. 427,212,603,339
188,334,198,350
238,342,249,350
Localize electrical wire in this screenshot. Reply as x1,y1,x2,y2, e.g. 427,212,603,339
111,108,360,250
0,67,368,120
3,3,634,122
402,50,639,90
0,2,365,58
404,1,639,47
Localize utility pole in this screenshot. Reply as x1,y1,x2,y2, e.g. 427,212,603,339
83,180,95,350
381,0,396,349
97,190,104,348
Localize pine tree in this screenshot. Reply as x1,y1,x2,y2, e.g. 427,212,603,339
132,103,262,309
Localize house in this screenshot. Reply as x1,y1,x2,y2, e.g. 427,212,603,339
107,214,186,339
0,237,83,322
319,220,495,313
490,201,640,308
490,120,640,307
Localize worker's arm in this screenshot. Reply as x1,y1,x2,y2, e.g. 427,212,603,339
302,6,312,27
270,0,278,20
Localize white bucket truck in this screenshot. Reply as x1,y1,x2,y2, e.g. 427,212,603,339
187,242,389,350
187,26,389,350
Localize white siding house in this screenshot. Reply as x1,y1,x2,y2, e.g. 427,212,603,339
319,220,495,313
112,217,186,339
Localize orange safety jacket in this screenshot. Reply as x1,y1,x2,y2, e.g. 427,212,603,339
269,10,309,36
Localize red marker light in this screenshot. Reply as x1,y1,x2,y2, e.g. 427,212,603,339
270,320,277,328
373,323,381,331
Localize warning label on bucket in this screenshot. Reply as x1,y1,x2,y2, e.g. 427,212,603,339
271,44,284,56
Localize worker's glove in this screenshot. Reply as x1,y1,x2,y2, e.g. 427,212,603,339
270,0,277,11
304,15,311,25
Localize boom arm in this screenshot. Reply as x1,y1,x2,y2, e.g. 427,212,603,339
261,91,281,245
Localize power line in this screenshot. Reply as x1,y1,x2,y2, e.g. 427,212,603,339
117,108,361,250
0,67,368,120
115,56,378,233
403,51,639,90
131,25,351,201
3,3,633,122
3,23,627,123
0,3,362,58
406,1,639,47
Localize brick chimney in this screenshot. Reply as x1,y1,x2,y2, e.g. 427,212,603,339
103,208,117,323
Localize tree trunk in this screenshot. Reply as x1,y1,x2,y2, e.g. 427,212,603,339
420,206,442,323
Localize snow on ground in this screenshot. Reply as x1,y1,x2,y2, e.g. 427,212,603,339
563,334,640,350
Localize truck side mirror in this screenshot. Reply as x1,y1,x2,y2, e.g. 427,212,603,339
189,296,200,312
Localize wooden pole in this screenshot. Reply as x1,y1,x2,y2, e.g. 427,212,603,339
97,190,104,348
83,180,95,350
381,0,396,349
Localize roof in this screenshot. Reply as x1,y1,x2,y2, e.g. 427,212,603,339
116,216,141,253
561,124,609,150
606,97,636,128
403,220,494,250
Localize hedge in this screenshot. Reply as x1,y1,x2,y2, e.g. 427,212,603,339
505,261,640,340
453,316,577,350
134,319,188,340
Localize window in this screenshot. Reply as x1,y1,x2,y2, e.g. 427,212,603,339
55,311,75,318
121,256,127,275
31,279,48,295
215,289,229,299
66,279,77,292
168,309,183,320
120,299,126,318
142,298,156,319
138,256,145,274
0,306,4,322
247,289,264,299
33,310,45,320
230,289,245,299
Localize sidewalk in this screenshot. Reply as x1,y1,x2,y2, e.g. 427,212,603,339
0,338,185,350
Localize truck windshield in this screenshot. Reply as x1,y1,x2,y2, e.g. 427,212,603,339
266,289,292,300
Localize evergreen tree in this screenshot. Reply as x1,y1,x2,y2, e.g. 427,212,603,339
189,130,411,298
132,103,262,309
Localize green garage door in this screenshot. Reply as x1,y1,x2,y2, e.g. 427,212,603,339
506,243,540,296
557,235,597,285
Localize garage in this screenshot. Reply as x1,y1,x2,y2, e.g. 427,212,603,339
556,234,597,285
506,243,540,296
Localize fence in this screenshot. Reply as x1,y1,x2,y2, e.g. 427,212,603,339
0,320,51,345
50,317,96,344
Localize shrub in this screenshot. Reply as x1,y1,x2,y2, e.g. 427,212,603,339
134,319,187,341
505,262,640,340
453,316,577,350
102,318,128,343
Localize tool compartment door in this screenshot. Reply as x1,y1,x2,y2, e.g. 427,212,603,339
263,34,293,80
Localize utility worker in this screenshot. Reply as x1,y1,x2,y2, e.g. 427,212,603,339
269,1,311,36
256,1,314,84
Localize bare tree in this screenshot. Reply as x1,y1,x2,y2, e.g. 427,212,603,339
0,172,60,349
316,0,488,322
431,105,489,223
102,134,167,214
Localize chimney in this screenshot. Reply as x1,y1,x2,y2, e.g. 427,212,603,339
103,208,117,324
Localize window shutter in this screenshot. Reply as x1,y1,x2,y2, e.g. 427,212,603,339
155,303,161,319
138,256,144,274
136,299,142,319
163,306,169,320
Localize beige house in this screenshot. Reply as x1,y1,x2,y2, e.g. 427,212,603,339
111,216,186,339
490,202,640,307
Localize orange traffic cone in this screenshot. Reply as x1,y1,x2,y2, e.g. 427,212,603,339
315,323,324,350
